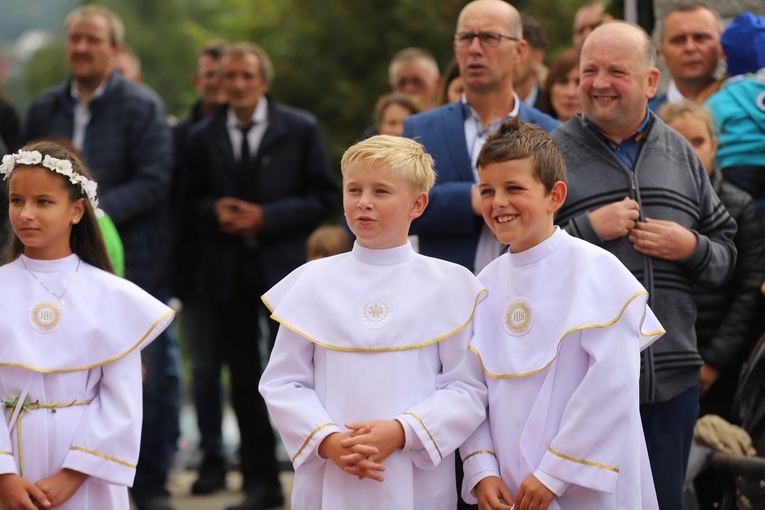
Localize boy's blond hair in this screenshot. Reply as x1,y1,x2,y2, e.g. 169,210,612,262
341,135,436,195
657,101,716,139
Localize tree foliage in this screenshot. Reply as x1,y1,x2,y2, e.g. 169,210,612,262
18,0,601,161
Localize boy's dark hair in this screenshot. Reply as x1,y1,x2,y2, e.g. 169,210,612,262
477,117,566,191
2,139,114,273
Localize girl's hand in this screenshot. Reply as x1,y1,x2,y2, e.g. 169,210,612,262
34,469,88,508
0,473,51,510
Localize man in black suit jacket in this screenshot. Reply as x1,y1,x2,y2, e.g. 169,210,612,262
185,42,339,510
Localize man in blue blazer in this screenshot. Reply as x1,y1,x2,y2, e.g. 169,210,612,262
184,42,339,510
403,0,559,274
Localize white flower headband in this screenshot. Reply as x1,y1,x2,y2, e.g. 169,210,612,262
1,149,101,214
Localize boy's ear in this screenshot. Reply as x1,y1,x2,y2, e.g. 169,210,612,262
547,181,567,213
409,192,429,220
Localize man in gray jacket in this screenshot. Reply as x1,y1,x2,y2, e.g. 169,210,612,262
553,22,736,510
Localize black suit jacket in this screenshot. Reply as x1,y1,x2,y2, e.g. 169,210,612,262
186,100,339,301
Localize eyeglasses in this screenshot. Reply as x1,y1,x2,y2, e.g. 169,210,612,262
394,76,427,89
196,70,218,80
453,32,520,48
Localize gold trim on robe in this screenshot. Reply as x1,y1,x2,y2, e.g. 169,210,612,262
0,257,175,372
461,450,496,463
261,245,487,352
549,447,619,473
471,291,664,378
70,446,137,469
404,412,443,460
292,422,335,463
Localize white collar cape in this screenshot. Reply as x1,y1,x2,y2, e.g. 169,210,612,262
0,255,174,372
262,242,487,351
470,229,665,377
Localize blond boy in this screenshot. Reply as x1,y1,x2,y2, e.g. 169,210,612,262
259,135,488,509
461,118,662,509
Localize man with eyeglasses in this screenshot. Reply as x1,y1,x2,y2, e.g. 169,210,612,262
355,47,440,142
402,0,559,276
170,40,231,498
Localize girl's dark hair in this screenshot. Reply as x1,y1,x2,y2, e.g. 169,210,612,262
541,48,581,120
2,139,114,273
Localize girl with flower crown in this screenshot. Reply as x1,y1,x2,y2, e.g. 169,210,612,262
0,140,174,510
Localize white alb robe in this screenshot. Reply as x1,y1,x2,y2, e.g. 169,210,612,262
461,228,662,509
259,242,488,510
0,254,174,510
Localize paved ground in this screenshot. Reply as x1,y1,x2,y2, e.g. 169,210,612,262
130,404,293,510
130,470,294,510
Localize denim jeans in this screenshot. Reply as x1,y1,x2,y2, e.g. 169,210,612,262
641,384,699,510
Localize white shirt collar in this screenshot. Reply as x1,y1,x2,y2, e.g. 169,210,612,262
665,80,688,105
226,95,269,129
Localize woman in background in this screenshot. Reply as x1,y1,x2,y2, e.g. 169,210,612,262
541,48,581,122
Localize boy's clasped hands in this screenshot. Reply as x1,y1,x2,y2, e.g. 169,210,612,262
318,419,406,482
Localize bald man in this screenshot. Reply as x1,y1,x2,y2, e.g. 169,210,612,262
403,0,559,275
553,21,736,509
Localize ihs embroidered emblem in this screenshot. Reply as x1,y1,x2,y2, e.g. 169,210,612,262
29,300,63,333
358,296,394,329
504,297,533,336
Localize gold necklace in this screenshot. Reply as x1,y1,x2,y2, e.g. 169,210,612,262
20,257,81,306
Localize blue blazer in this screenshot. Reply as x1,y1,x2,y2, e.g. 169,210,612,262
402,100,560,272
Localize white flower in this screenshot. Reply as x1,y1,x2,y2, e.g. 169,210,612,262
18,150,42,166
82,180,98,201
1,149,100,211
55,159,72,174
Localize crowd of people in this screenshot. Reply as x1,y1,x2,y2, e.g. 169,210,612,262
0,1,764,509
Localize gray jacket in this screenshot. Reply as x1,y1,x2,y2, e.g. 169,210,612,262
552,115,737,404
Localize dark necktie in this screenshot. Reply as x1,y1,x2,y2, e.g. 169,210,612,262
238,122,254,169
235,122,257,201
